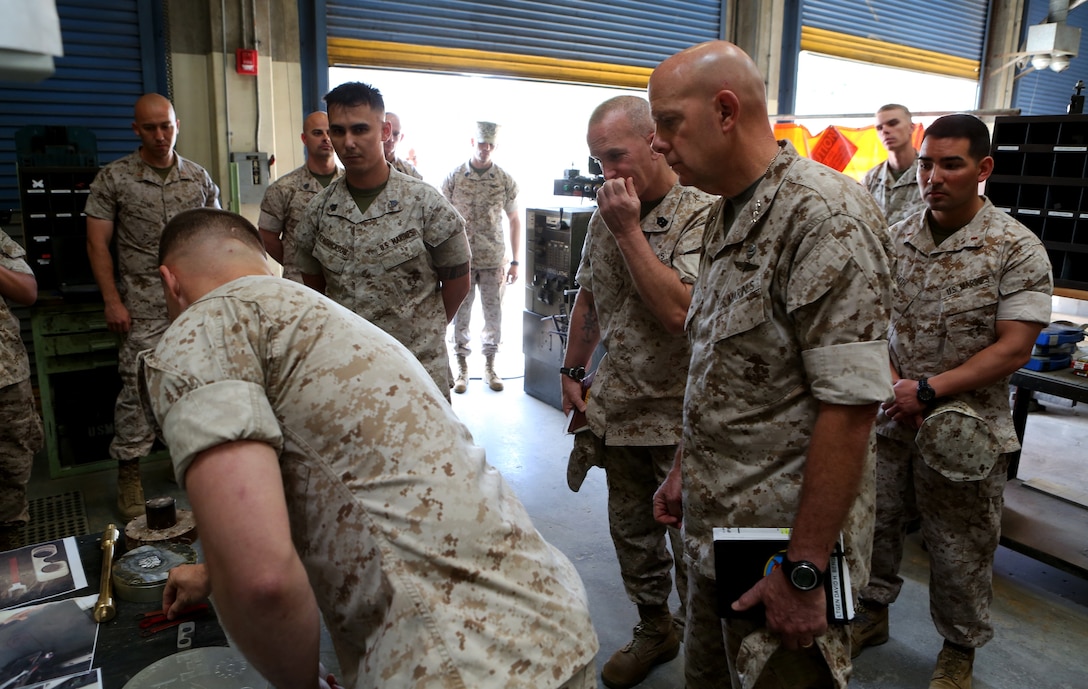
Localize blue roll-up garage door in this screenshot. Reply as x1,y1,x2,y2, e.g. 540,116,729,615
0,0,164,210
794,0,988,86
801,0,989,64
1013,0,1088,116
325,0,723,72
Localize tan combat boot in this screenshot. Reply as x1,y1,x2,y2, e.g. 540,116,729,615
851,600,889,658
453,355,468,394
484,354,504,391
601,605,680,689
930,643,974,689
117,459,146,520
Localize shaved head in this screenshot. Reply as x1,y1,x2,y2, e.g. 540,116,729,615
589,96,654,137
132,93,179,167
655,41,768,116
134,93,175,122
586,95,675,200
159,208,265,267
384,111,404,161
878,103,911,119
300,111,335,169
648,40,778,197
158,208,272,319
302,111,328,132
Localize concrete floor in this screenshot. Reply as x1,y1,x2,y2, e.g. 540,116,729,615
25,304,1088,688
450,374,1088,689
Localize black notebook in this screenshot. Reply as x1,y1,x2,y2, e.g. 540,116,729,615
713,527,854,623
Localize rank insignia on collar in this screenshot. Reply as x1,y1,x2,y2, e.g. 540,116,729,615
329,204,337,211
657,216,668,227
388,200,399,210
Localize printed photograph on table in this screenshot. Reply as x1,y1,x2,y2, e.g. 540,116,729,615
0,538,88,610
18,667,101,689
0,595,99,687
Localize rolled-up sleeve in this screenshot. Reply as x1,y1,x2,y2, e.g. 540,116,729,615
790,213,896,406
139,294,283,488
997,234,1053,324
160,380,283,488
803,341,892,405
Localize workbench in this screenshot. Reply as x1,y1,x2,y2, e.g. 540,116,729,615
1003,366,1088,578
1009,366,1088,478
1,533,230,689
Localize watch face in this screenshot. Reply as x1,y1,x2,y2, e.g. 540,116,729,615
918,380,935,402
790,563,820,591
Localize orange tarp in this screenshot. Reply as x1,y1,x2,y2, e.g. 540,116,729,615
775,122,925,181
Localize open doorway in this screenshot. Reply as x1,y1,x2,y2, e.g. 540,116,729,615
328,67,642,209
327,67,641,387
792,51,980,132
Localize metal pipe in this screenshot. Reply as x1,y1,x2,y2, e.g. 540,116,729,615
222,0,232,152
770,108,1021,121
251,0,260,150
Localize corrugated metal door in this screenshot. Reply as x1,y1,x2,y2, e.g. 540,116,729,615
801,0,989,64
325,0,722,71
1013,0,1088,116
0,0,164,210
779,0,988,116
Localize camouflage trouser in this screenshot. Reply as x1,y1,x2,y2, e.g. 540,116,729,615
110,318,169,462
452,266,505,357
862,433,1006,648
596,438,687,613
684,565,732,689
687,568,844,689
0,379,43,526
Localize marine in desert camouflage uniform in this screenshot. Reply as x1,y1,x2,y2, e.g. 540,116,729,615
0,231,43,551
442,121,521,393
296,83,470,400
258,111,341,282
384,112,423,180
862,104,926,226
855,114,1052,689
649,42,895,689
85,93,220,519
144,208,598,689
390,157,422,179
561,95,716,689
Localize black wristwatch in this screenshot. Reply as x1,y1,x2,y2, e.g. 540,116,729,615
560,366,586,381
917,377,937,406
781,557,824,592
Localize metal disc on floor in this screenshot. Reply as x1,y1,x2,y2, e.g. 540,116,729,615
122,646,270,689
112,541,198,603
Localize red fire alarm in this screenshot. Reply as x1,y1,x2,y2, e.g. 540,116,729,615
236,48,258,75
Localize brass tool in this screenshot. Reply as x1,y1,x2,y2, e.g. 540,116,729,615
93,523,120,623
